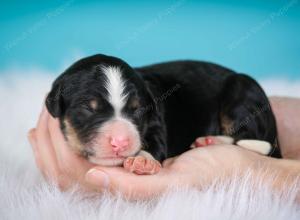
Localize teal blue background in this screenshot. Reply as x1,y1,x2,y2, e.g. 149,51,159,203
1,0,299,79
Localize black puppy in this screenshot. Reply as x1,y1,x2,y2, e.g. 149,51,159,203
46,54,280,174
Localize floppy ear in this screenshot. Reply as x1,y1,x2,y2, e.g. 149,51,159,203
45,83,64,118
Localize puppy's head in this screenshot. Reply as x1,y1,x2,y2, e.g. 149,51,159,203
46,54,155,166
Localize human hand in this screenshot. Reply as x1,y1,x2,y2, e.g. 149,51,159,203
28,105,95,191
28,106,265,199
270,97,300,160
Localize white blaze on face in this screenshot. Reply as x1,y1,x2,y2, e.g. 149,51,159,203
101,65,128,116
87,65,141,166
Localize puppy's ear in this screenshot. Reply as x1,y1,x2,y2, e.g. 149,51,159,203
45,83,64,118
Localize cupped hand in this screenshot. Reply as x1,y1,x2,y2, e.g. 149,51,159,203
28,105,96,190
28,105,266,199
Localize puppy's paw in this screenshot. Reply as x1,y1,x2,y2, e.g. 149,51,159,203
236,140,272,155
123,156,161,175
191,135,234,148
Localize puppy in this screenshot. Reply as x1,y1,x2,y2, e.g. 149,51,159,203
46,54,281,175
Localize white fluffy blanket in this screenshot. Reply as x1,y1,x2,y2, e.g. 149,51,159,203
0,71,300,220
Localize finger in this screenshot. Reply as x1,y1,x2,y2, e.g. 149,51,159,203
35,106,61,179
85,166,170,199
28,128,43,170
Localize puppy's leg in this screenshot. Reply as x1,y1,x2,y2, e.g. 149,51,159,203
190,136,272,155
123,150,161,175
190,135,234,148
218,74,281,157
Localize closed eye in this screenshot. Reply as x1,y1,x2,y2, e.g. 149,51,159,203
80,105,95,116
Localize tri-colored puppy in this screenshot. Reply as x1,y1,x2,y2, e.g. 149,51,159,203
46,54,281,175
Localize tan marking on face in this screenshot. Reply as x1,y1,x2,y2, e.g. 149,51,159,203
129,98,140,110
220,114,234,135
64,119,84,154
90,100,98,110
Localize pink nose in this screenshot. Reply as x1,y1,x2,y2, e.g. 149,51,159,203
110,136,129,152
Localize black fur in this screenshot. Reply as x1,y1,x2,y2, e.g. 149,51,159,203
46,54,281,161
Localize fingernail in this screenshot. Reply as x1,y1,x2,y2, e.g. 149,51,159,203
27,129,36,146
86,169,110,188
27,128,35,137
27,131,33,139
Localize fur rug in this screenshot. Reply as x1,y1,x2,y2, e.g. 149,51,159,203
0,70,300,220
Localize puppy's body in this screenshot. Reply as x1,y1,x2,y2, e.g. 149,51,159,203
137,61,280,159
46,54,280,171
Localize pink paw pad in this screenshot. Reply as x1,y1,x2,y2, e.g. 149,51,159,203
123,156,161,175
191,136,234,148
194,136,215,148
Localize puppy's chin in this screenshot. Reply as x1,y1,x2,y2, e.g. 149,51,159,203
88,156,125,166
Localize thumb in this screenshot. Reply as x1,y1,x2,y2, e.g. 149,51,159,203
85,166,170,199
